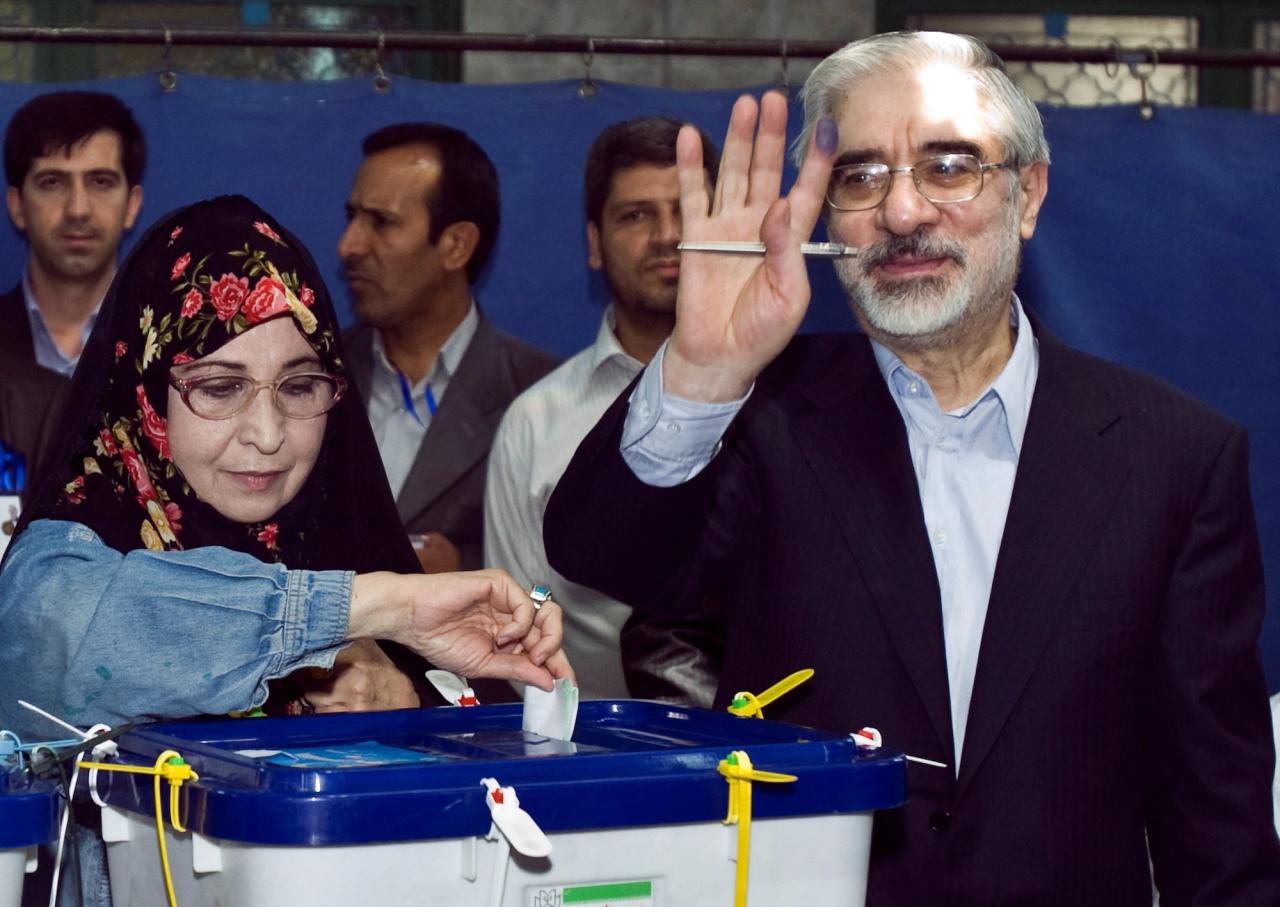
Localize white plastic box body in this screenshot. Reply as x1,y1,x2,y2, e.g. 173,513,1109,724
105,808,872,907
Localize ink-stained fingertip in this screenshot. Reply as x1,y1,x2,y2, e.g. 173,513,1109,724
815,117,838,154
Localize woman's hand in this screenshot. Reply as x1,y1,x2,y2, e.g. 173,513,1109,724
348,569,574,691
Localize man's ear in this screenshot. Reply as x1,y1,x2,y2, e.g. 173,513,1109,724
1017,161,1049,241
123,184,143,230
587,221,603,271
6,186,27,232
438,220,480,273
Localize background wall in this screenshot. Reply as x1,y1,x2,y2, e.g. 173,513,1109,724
0,74,1277,690
461,0,872,88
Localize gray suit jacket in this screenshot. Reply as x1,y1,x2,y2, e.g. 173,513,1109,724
0,284,69,501
343,311,559,570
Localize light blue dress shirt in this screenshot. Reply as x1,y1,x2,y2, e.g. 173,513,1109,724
622,298,1039,766
22,271,100,377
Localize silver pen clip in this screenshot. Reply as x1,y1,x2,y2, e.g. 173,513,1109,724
677,240,858,258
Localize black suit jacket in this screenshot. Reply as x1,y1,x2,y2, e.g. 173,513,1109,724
0,284,69,500
545,324,1280,905
343,311,559,570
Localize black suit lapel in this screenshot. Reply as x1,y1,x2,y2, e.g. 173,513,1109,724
957,332,1132,795
0,286,38,364
786,339,956,767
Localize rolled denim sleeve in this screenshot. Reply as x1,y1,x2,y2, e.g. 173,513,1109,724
620,341,749,487
0,519,352,738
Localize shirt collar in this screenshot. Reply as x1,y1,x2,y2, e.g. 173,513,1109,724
990,295,1037,455
588,305,643,376
22,269,103,371
370,300,480,386
870,294,1039,455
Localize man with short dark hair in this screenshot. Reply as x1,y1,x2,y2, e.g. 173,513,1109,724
485,116,719,699
340,122,557,575
546,31,1280,903
1,91,145,493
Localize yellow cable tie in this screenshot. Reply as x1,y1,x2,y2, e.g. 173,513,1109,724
717,750,798,907
79,761,157,775
717,751,797,823
727,691,764,719
74,751,193,906
151,750,189,907
727,668,815,719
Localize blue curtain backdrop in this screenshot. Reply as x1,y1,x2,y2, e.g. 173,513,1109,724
2,74,1278,687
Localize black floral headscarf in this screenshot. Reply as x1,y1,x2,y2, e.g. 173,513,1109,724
18,195,419,577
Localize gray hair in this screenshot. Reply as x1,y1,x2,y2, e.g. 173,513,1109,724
793,31,1050,169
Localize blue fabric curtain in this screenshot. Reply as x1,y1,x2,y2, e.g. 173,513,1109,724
3,75,1278,687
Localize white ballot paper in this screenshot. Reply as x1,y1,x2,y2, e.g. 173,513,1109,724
522,677,579,742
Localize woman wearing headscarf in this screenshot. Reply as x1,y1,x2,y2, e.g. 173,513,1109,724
0,195,570,745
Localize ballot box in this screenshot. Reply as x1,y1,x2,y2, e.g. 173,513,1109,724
0,764,58,907
97,701,906,906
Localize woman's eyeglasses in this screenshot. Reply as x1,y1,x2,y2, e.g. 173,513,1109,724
168,372,347,420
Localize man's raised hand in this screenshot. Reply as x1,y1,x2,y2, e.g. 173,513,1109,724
664,91,837,401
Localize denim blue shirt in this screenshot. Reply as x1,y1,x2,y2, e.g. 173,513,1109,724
622,298,1039,766
0,519,352,739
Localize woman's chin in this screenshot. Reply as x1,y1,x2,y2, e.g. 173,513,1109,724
208,492,288,525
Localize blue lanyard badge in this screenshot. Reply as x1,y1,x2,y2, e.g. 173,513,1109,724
0,439,25,493
397,371,438,426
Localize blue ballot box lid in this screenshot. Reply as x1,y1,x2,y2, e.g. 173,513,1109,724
101,701,907,846
0,765,59,849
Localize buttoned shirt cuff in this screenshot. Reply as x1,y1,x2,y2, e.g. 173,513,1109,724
620,340,750,487
277,568,353,677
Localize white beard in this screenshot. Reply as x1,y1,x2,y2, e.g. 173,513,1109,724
835,198,1022,345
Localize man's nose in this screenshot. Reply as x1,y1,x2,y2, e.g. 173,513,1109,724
876,171,942,236
337,221,365,261
65,180,91,220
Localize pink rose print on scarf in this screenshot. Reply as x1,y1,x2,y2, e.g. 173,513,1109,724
180,287,203,318
209,272,250,321
241,275,291,324
172,352,194,366
121,447,158,503
165,501,184,535
253,221,283,244
114,341,128,360
299,284,315,308
169,226,184,245
256,522,280,551
170,252,191,281
136,385,170,460
98,428,118,456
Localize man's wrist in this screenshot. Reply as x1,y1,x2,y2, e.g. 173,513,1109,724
662,347,755,403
